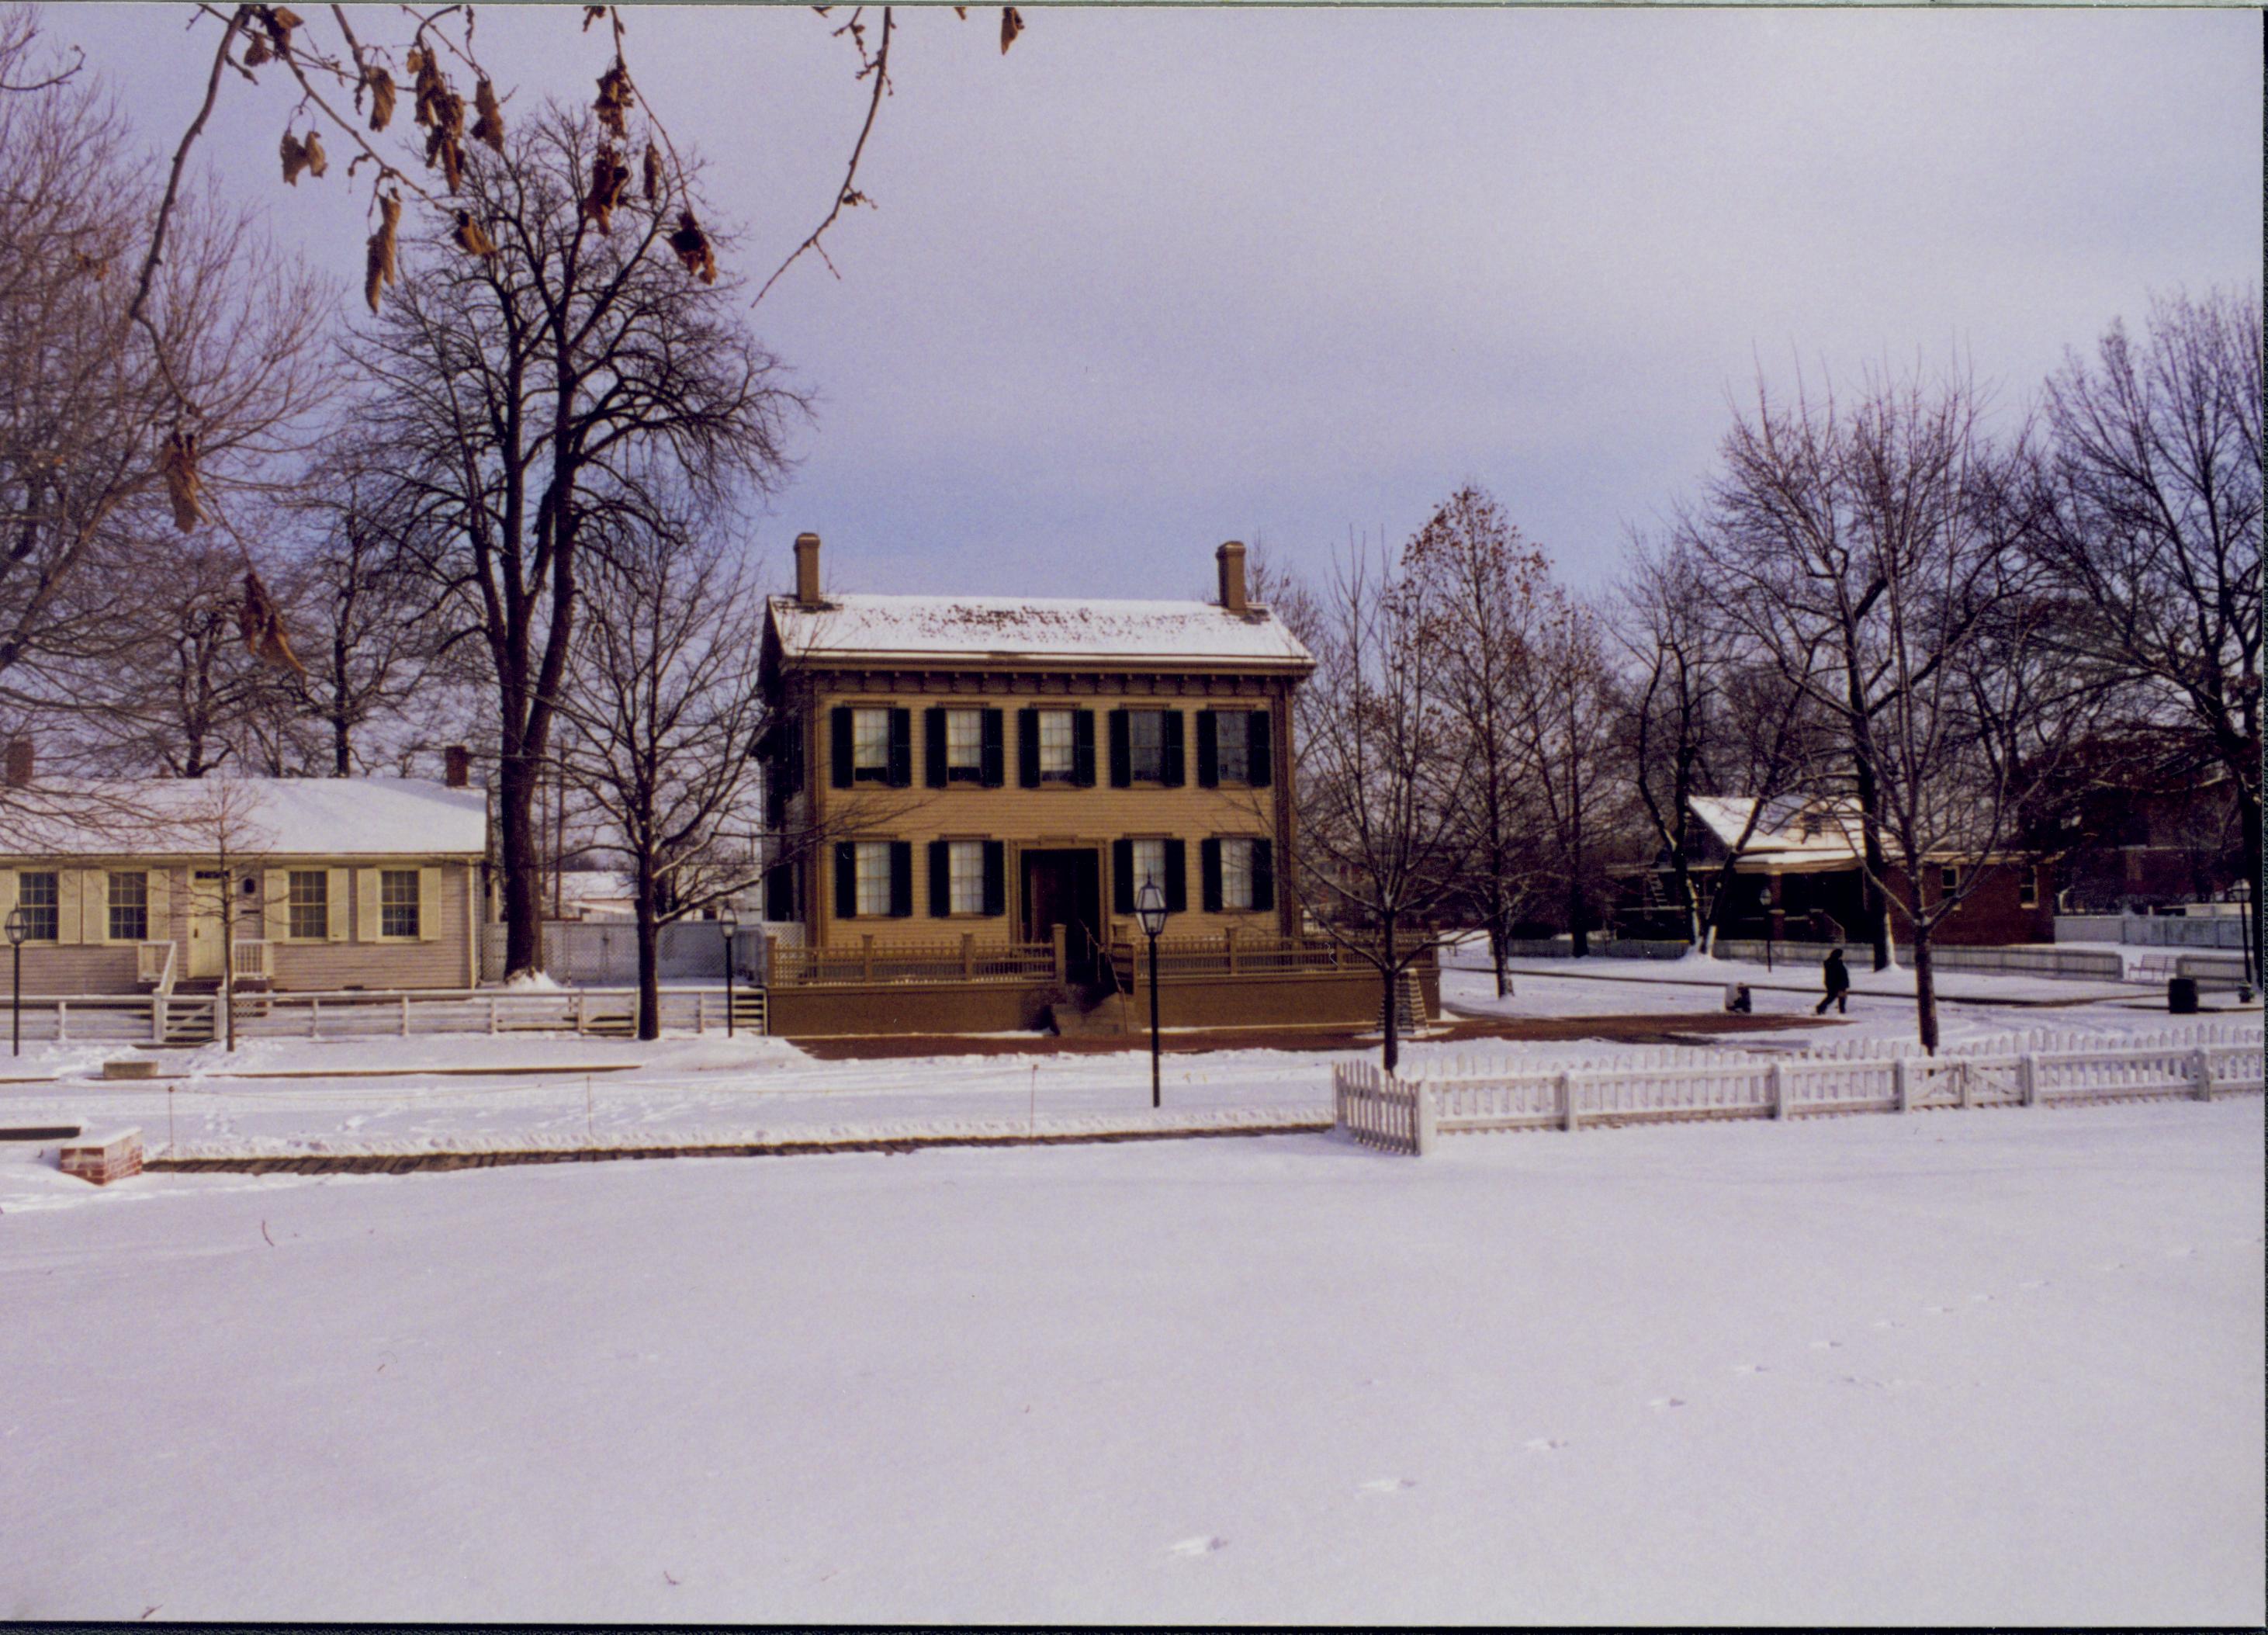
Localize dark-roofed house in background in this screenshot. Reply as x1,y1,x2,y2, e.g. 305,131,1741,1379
756,535,1423,1036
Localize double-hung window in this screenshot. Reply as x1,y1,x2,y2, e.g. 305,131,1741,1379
380,869,421,938
108,871,149,943
1037,709,1075,780
947,840,986,916
854,841,892,917
288,870,328,940
1130,839,1167,901
15,871,57,941
944,709,984,781
1214,712,1251,785
1218,838,1256,910
852,708,892,781
1127,712,1165,782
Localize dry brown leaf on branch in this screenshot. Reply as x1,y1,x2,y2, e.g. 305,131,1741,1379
594,61,634,138
581,144,629,234
1000,7,1023,54
262,6,301,56
583,5,608,31
279,129,310,184
73,250,109,279
240,570,306,677
472,78,505,152
361,64,396,131
954,5,967,17
302,129,327,179
364,192,400,312
159,430,201,533
641,140,662,203
669,211,715,283
428,125,466,192
453,209,497,258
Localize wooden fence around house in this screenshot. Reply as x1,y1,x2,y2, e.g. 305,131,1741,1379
767,937,1059,986
0,986,760,1045
1333,1020,2266,1155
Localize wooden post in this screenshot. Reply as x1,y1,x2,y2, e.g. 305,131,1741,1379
488,995,499,1035
2192,1046,2213,1101
961,934,974,978
2017,1053,2036,1107
1893,1055,1910,1114
1768,1062,1785,1120
864,934,876,982
1412,1077,1436,1156
151,996,165,1046
1560,1070,1578,1132
1224,928,1238,975
400,993,411,1037
56,999,66,1044
1955,1060,1971,1110
695,992,706,1035
310,997,321,1041
575,990,587,1035
1051,923,1067,984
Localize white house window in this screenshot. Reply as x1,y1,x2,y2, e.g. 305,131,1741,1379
945,709,983,780
854,841,892,917
288,870,328,940
947,840,985,915
1215,712,1251,785
1127,711,1166,782
1131,839,1167,900
381,869,421,938
15,871,57,941
1220,838,1255,910
1037,709,1075,779
108,871,148,943
852,708,891,781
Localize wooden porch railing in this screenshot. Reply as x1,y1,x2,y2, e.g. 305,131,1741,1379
1107,933,1349,983
766,935,1059,986
135,940,178,993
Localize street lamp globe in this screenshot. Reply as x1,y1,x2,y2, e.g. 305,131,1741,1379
1134,879,1169,940
3,907,23,947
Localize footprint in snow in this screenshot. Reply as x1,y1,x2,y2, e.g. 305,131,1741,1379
2095,1261,2126,1273
1968,1294,1993,1304
1359,1477,1418,1494
1522,1438,1567,1453
1646,1397,1686,1412
1870,1318,1902,1330
1809,1339,1841,1351
2017,1279,2048,1290
1169,1536,1228,1557
1729,1363,1768,1376
1921,1305,1951,1316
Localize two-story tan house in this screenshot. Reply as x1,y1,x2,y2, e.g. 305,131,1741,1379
757,535,1389,1036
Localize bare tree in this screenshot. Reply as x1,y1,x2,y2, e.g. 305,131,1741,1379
2035,288,2263,973
1292,537,1473,1071
1505,587,1621,956
1404,485,1555,991
347,104,802,980
557,517,770,1040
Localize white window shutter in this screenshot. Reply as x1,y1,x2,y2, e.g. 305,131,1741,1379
85,870,109,944
418,867,441,941
147,868,171,943
55,871,81,945
356,868,381,942
0,871,16,923
328,868,352,941
264,869,289,940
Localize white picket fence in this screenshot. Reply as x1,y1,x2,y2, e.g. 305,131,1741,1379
1332,1020,2266,1155
1,986,761,1044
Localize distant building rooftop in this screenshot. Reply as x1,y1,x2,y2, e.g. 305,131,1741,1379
768,591,1314,671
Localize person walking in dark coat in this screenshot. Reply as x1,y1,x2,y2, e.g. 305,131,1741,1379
1815,947,1851,1015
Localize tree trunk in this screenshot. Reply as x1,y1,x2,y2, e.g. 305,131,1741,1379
634,890,660,1043
497,756,543,980
1847,716,1892,972
1487,917,1508,998
1911,929,1938,1055
1380,914,1400,1074
1568,875,1589,958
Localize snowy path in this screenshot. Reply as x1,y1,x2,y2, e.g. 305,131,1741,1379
1,1098,2259,1624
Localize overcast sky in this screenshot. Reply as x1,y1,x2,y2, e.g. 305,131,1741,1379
55,5,2265,604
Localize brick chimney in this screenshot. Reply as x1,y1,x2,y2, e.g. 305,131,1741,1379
3,736,31,788
794,532,823,606
1216,540,1248,615
444,744,470,788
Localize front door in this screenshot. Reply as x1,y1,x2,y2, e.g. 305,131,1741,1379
1022,850,1102,983
186,870,227,979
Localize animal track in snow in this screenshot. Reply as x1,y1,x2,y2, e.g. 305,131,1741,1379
1809,1339,1841,1350
2095,1261,2127,1273
1729,1363,1768,1376
1169,1535,1228,1557
1522,1437,1567,1453
1870,1318,1902,1330
1646,1396,1687,1412
1359,1477,1418,1494
1921,1304,1952,1316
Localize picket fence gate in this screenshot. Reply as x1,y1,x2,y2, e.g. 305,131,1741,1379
1331,1021,2266,1155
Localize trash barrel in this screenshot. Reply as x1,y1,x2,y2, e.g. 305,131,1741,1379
1723,983,1752,1015
2168,976,2199,1015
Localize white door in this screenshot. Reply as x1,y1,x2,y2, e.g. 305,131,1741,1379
186,871,227,979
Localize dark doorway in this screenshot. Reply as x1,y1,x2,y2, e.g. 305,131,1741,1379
1023,848,1103,982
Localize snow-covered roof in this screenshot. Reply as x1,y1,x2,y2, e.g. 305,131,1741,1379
0,778,488,859
1690,795,1863,874
769,592,1313,670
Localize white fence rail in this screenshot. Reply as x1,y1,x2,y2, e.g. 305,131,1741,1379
478,920,780,986
0,985,764,1045
1334,1021,2266,1155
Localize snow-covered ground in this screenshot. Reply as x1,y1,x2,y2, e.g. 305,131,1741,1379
2,1096,2258,1624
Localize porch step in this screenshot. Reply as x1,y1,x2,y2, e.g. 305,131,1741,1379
581,1010,639,1039
730,989,768,1035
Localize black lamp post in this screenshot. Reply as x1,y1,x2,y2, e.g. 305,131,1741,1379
1134,878,1170,1109
5,906,23,1058
718,904,740,1037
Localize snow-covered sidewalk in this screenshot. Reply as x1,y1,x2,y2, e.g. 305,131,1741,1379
2,1096,2258,1624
